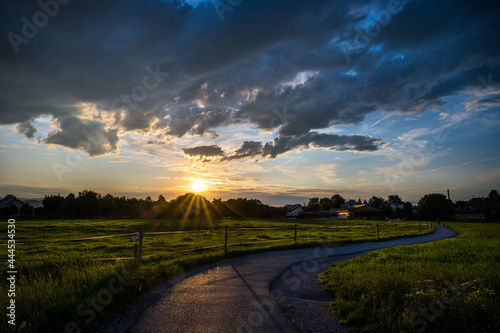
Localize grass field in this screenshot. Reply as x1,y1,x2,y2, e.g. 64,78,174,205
0,218,429,333
321,222,500,332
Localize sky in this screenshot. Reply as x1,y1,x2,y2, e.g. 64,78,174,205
0,0,499,205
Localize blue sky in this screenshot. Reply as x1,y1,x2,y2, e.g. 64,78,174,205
1,0,499,205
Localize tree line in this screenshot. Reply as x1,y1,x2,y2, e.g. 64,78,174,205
4,190,283,219
3,189,499,221
303,190,500,221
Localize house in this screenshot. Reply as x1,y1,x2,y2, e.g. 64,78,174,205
337,210,351,219
285,204,303,218
341,199,358,209
0,194,26,216
455,209,485,222
455,197,500,222
345,204,384,220
298,210,331,219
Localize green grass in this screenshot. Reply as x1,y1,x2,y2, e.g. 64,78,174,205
321,222,500,332
0,218,430,333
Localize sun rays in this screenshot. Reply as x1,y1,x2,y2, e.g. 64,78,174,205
191,179,206,193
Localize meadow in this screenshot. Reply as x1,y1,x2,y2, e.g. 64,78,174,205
321,222,500,332
0,218,429,333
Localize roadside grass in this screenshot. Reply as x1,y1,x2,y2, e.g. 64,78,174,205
1,218,430,333
321,222,500,332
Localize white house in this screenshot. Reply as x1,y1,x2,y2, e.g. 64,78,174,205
285,204,303,218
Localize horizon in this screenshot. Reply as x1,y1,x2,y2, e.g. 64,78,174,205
3,188,496,208
1,0,499,206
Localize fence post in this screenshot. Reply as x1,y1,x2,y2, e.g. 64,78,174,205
419,220,421,234
377,222,380,240
224,225,228,254
138,228,143,261
294,224,297,242
428,221,431,231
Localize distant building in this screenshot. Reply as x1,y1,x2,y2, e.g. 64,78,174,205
455,209,484,222
455,197,500,222
338,204,385,220
341,199,358,210
0,194,26,216
285,204,303,218
298,210,331,219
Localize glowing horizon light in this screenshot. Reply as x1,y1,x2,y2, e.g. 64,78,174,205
192,180,206,192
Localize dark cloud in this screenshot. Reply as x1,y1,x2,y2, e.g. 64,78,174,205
184,132,381,162
225,141,265,161
182,145,225,162
15,121,37,138
260,132,382,159
45,117,119,156
1,0,499,157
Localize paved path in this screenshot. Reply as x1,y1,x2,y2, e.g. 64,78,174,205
100,227,457,333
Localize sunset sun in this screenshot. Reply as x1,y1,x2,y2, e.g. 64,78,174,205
192,180,206,193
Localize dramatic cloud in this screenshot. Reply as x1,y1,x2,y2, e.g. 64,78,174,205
184,132,382,162
1,0,499,158
15,121,37,138
182,145,225,159
45,117,119,156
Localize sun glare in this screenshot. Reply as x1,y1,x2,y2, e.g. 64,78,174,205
192,180,206,192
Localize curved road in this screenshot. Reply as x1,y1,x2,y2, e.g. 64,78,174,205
99,226,456,333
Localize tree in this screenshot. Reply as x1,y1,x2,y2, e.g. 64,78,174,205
331,194,345,208
357,198,362,205
319,197,333,210
403,202,413,220
157,194,166,204
43,194,64,216
101,194,115,217
58,193,77,217
417,193,455,221
20,203,34,217
4,205,19,216
488,189,500,202
77,190,101,216
34,207,44,217
388,195,403,204
369,196,385,208
307,197,320,211
384,205,395,218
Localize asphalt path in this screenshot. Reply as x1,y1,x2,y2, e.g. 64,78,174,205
98,226,457,333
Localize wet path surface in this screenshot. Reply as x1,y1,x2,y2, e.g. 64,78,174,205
98,227,456,333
